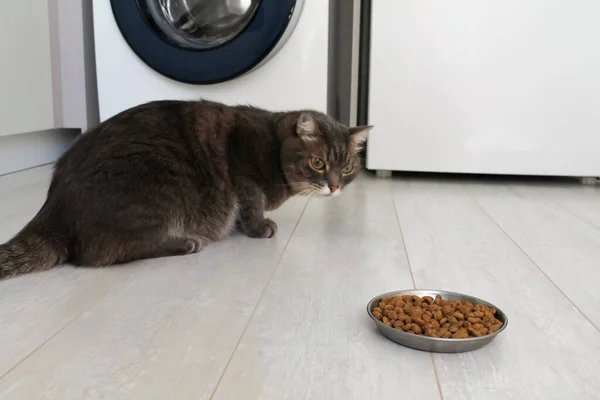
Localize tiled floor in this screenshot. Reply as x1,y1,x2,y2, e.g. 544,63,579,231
1,166,600,400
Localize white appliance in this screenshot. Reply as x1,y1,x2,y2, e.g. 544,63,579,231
93,0,328,122
366,1,600,177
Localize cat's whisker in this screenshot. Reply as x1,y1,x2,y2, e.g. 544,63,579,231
297,189,313,197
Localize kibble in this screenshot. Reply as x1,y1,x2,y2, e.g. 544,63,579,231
372,294,503,338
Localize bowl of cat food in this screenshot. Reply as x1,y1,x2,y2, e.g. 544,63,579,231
367,289,508,353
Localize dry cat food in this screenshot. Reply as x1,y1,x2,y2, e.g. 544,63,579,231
372,294,503,338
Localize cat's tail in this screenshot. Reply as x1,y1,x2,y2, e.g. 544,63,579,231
0,205,67,280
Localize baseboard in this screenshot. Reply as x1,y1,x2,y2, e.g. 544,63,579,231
0,128,79,176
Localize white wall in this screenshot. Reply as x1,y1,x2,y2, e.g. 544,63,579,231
51,0,99,131
0,0,55,136
0,129,79,176
0,0,98,175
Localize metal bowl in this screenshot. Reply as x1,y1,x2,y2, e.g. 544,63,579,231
367,289,508,353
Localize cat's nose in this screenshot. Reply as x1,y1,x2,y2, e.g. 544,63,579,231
330,186,340,193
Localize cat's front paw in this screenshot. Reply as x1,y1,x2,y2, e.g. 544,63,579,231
245,218,278,239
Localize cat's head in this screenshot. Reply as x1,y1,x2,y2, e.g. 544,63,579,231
281,111,373,197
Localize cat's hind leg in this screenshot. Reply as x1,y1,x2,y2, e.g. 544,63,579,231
73,234,206,267
71,183,237,267
144,237,205,259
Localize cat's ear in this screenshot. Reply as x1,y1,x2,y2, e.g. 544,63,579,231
349,125,373,152
296,112,318,141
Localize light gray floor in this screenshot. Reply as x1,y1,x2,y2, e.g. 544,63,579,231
1,166,599,400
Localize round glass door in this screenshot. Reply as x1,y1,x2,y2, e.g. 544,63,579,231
110,0,300,84
144,0,261,50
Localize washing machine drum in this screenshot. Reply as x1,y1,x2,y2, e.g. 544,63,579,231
111,0,302,84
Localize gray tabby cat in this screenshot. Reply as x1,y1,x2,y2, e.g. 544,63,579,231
0,100,372,280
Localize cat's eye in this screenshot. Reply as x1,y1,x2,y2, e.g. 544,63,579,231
342,165,354,175
310,157,325,171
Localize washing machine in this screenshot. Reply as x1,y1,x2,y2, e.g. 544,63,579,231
93,0,329,122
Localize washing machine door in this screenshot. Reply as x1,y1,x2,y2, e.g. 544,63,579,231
111,0,303,84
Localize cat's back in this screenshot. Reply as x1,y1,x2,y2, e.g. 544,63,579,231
55,100,216,170
50,100,238,191
62,100,253,163
69,100,187,153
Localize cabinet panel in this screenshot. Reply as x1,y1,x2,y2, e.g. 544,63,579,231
0,0,55,136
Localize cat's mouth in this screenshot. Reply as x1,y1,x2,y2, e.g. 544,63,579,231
316,185,342,197
291,184,342,197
